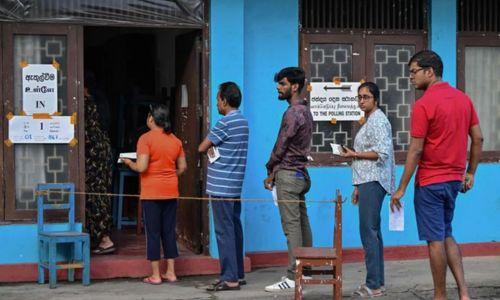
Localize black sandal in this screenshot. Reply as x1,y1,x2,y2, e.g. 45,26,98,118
206,281,240,291
92,245,116,255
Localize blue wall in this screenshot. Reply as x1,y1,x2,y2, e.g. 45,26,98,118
430,0,457,86
210,0,500,254
208,0,245,257
241,0,301,251
0,223,83,264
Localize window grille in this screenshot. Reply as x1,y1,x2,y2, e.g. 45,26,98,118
458,0,500,32
301,0,427,31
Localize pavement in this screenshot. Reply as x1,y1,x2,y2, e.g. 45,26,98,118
1,256,499,299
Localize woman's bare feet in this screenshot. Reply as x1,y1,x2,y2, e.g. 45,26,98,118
98,235,114,249
160,272,177,282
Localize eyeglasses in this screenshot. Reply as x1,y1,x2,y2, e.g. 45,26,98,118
356,95,374,101
409,67,425,75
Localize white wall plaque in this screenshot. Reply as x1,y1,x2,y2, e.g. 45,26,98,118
22,64,58,115
309,82,364,121
8,115,74,144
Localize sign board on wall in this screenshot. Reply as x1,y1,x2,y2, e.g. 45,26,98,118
8,115,74,144
309,82,364,121
22,63,58,115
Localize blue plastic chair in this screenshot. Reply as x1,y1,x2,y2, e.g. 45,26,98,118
37,183,90,288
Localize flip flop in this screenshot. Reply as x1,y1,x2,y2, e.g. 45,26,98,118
143,277,162,285
161,275,179,283
210,279,246,286
206,281,240,291
92,246,116,255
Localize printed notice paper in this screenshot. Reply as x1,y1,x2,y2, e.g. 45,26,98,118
389,202,404,231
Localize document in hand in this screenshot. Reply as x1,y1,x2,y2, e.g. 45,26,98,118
207,146,220,164
389,202,404,231
330,143,344,156
271,186,278,207
117,152,137,163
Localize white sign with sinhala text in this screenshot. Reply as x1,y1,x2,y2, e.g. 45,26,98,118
309,82,363,121
22,64,58,115
8,115,74,144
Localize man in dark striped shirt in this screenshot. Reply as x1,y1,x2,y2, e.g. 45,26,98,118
199,82,248,291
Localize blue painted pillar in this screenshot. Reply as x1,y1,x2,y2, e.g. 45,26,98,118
209,0,245,258
430,0,457,86
242,0,299,252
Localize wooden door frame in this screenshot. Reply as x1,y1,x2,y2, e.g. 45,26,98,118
0,12,210,250
2,23,83,221
0,24,4,221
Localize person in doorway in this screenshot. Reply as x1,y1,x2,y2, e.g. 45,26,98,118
390,50,483,300
340,82,395,297
122,104,187,285
199,82,249,292
263,67,313,292
84,81,115,254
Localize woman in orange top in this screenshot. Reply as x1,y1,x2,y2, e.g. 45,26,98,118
123,104,187,285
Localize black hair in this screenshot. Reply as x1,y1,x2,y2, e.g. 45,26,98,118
149,103,172,134
408,50,443,77
219,81,242,108
274,67,306,93
358,82,380,108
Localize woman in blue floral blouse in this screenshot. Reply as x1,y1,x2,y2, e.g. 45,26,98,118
340,82,395,297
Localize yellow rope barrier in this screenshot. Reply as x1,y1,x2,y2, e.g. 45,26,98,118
35,190,346,204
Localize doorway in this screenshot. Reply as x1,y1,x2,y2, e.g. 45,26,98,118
84,26,206,254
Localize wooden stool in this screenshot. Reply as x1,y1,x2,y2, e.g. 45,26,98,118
293,190,343,299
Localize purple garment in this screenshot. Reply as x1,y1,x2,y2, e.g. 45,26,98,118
266,100,313,178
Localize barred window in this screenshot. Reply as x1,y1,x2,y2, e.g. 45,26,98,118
300,0,427,163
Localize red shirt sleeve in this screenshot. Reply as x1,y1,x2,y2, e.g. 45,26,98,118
469,100,480,126
410,102,429,138
137,133,150,155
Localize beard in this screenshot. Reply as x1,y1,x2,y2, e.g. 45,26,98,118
278,90,291,100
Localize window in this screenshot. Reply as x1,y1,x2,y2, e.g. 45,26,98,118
458,0,500,160
1,24,81,221
300,0,427,165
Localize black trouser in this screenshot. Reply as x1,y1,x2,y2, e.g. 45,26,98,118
142,200,179,261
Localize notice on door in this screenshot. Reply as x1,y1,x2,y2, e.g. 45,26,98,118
309,82,363,121
22,63,58,115
8,115,74,144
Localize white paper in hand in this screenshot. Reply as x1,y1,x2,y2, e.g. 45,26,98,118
207,146,220,164
117,152,137,163
271,186,278,207
389,202,404,231
330,143,344,156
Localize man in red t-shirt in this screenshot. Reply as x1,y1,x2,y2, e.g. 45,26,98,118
390,50,483,300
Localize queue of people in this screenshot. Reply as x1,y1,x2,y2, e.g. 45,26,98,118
112,49,483,299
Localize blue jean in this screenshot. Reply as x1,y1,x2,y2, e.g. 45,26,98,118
211,196,244,282
358,181,386,290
